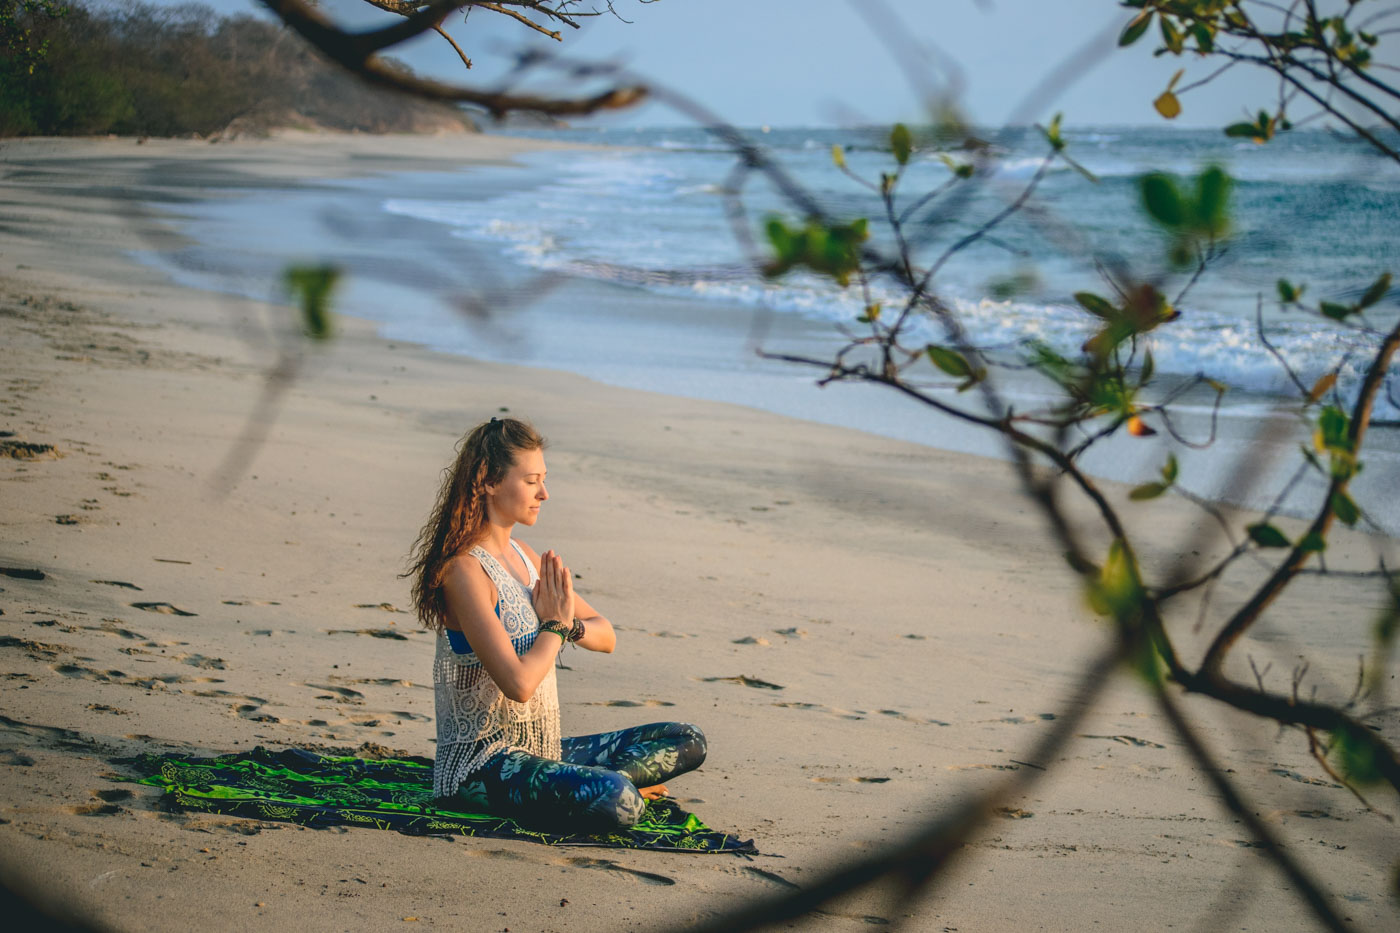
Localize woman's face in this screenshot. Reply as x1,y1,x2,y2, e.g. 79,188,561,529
485,447,548,527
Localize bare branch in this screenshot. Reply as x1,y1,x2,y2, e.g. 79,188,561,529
1200,317,1400,675
257,0,649,117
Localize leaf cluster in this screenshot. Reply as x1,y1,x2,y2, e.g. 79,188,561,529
1140,164,1230,266
763,216,869,287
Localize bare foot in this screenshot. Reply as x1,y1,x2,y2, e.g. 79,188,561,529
638,784,668,801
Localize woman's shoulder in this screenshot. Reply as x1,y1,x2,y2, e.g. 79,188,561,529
442,548,494,590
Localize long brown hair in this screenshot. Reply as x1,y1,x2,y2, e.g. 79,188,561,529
406,417,546,631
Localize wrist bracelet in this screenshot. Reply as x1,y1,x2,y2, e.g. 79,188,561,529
539,619,569,643
566,617,586,643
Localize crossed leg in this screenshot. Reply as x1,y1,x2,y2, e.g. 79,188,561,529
449,721,706,833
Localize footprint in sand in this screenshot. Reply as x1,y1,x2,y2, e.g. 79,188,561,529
222,598,281,607
306,683,365,704
581,699,676,708
329,676,422,689
91,580,142,591
84,621,149,640
353,602,408,613
0,635,71,659
326,628,408,641
0,567,46,581
229,699,280,724
743,866,800,889
1080,734,1165,748
1271,768,1341,788
65,802,123,817
172,653,227,670
877,709,951,727
809,775,891,784
0,440,61,461
773,700,865,721
702,674,784,690
564,857,675,886
131,602,197,617
49,661,222,689
732,636,770,646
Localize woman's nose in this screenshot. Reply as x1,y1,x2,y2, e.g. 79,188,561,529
538,483,549,500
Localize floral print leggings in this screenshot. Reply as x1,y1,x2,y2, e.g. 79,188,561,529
449,721,707,833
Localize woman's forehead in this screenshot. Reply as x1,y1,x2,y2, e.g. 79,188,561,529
512,448,547,474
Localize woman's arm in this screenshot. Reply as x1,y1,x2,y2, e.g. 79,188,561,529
569,588,616,653
518,542,616,654
440,555,564,703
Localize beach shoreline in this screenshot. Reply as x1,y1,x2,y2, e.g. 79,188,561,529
1,133,1396,932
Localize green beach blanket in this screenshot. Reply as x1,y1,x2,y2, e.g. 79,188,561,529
127,746,756,854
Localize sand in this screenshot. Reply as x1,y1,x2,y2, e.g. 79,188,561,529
0,132,1397,932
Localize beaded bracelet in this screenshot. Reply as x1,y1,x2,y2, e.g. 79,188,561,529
538,619,569,643
566,617,586,643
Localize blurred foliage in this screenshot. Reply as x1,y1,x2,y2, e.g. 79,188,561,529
763,216,869,287
284,263,341,341
0,0,476,137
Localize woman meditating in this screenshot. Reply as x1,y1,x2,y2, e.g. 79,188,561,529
407,417,706,832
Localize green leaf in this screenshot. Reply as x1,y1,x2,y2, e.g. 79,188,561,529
1358,272,1391,309
1119,10,1153,46
1093,539,1144,621
927,345,972,378
284,264,340,341
1073,291,1117,319
1332,490,1360,526
1224,122,1262,139
1159,15,1183,54
1246,523,1291,548
1315,405,1351,453
1190,21,1214,53
1140,347,1155,384
890,123,912,166
1297,532,1327,553
1276,279,1299,303
831,144,846,170
1161,453,1178,484
1140,173,1185,227
1193,165,1231,234
765,217,795,261
1129,481,1168,501
1320,301,1353,321
1330,724,1384,785
938,153,973,178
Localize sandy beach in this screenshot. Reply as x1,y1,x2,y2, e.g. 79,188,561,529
1,132,1397,931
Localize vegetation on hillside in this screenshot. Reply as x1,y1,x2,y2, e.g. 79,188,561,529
0,0,476,138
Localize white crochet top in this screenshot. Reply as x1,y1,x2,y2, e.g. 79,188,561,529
432,541,562,798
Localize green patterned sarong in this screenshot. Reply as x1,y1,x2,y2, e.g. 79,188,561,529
125,746,756,854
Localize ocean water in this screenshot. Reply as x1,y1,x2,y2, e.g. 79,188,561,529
384,125,1400,421
135,125,1400,532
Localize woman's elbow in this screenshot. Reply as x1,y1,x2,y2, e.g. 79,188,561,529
500,676,537,703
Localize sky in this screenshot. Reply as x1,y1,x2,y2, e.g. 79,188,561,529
151,0,1305,128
